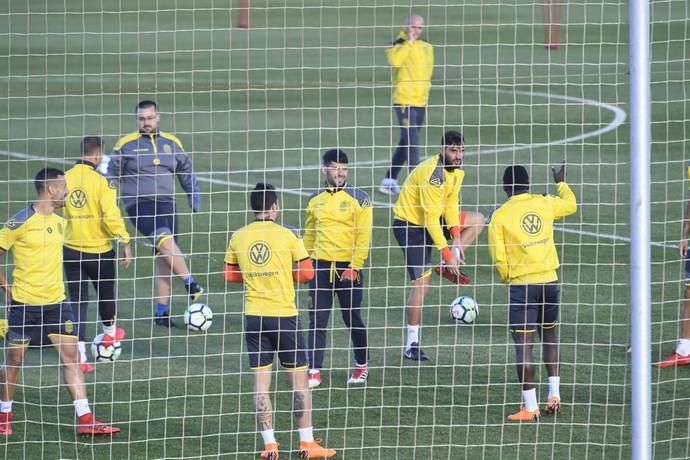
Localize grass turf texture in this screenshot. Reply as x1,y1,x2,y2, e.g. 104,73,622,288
0,0,689,458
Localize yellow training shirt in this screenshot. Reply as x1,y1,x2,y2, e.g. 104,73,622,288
488,182,577,284
64,161,131,254
225,220,310,317
0,206,66,305
393,155,465,251
303,185,373,270
386,31,434,107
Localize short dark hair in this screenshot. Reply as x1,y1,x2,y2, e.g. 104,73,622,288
442,130,464,147
80,136,104,156
322,149,348,165
136,100,158,112
250,182,278,212
35,168,65,194
503,165,530,194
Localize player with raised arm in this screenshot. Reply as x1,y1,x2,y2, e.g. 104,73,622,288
392,130,485,361
224,183,335,459
107,100,203,328
303,149,373,388
379,14,434,196
0,168,119,436
63,136,133,373
488,164,577,422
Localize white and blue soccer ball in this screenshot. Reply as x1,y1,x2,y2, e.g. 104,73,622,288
91,333,122,362
184,303,213,332
450,296,479,324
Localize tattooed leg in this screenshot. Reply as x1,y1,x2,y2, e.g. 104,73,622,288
253,367,274,431
285,368,313,429
255,392,273,431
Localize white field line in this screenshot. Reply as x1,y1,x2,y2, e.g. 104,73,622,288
0,89,634,246
1,147,671,250
211,88,628,174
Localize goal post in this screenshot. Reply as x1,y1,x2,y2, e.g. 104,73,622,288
0,0,685,458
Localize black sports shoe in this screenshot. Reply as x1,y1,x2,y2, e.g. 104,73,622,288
186,282,204,302
403,342,429,361
154,312,178,329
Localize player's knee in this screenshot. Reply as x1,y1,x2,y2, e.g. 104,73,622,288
5,348,26,367
154,231,175,252
58,343,80,364
542,327,559,343
314,311,332,328
411,279,430,297
345,313,365,330
466,211,486,229
513,342,534,361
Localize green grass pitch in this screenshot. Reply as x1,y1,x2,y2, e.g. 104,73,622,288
0,0,689,458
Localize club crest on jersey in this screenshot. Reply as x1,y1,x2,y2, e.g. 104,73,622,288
163,144,172,154
339,201,349,212
521,213,543,235
249,241,272,266
69,189,87,209
65,320,74,334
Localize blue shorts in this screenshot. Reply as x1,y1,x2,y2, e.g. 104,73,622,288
7,302,76,346
244,315,308,370
393,219,434,281
126,200,178,249
508,283,560,333
685,257,690,282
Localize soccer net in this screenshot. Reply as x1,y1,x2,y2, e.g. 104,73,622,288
0,0,687,458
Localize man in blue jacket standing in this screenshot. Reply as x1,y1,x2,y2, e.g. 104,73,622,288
108,100,203,328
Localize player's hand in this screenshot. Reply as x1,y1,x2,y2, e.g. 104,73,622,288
681,239,689,258
340,268,360,283
451,235,466,265
440,248,461,276
120,243,133,268
552,161,566,183
406,25,418,42
190,196,202,213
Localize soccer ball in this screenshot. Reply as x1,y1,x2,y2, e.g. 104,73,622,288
91,333,122,362
184,303,213,332
450,296,479,324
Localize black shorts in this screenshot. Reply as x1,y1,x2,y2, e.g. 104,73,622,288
508,283,560,333
244,315,308,370
685,256,690,283
7,302,76,346
126,200,178,249
393,219,434,281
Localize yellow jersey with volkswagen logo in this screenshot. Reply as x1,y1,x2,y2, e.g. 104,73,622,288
487,182,577,284
0,206,66,305
393,154,465,250
64,161,131,254
225,219,310,317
